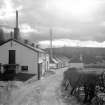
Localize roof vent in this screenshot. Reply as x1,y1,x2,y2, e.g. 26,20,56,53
31,43,35,47
24,39,28,44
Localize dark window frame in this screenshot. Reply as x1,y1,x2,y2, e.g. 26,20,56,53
21,66,28,71
8,50,16,64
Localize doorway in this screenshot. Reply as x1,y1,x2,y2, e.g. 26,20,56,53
8,50,16,64
38,63,42,80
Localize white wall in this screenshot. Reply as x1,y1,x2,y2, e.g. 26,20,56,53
45,54,49,71
38,52,46,75
12,41,38,74
0,41,11,64
70,63,84,69
49,63,57,69
0,41,38,74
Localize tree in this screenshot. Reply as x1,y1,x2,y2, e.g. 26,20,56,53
63,68,98,103
0,28,5,44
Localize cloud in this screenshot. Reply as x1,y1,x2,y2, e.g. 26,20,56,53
44,0,105,23
0,0,23,20
100,21,105,27
20,23,39,36
20,24,39,33
0,0,105,42
19,23,40,39
39,39,105,48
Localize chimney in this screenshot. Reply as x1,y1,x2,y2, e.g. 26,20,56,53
16,10,18,28
31,43,35,47
14,10,20,40
36,44,39,48
24,39,28,44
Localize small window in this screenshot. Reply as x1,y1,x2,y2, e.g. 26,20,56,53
21,66,28,71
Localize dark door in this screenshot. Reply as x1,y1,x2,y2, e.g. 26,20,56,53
38,63,42,80
9,50,16,64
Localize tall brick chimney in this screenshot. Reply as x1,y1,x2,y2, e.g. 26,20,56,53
14,10,20,40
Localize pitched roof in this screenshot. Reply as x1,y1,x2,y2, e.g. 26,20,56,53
69,58,82,63
54,55,69,63
50,57,58,64
57,56,69,62
0,39,46,53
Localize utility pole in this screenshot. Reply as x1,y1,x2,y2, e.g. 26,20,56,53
50,28,53,60
80,54,83,62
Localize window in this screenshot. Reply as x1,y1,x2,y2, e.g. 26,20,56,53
21,66,28,71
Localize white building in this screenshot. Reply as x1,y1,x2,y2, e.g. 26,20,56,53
69,58,84,69
49,58,59,69
0,10,50,80
38,50,49,76
0,38,49,80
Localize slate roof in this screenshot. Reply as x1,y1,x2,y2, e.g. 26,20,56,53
50,57,58,64
0,38,45,53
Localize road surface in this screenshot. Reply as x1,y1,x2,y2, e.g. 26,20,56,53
8,68,79,105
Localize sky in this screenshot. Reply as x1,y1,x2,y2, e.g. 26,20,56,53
1,0,105,47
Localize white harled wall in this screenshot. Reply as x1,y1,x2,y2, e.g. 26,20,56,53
0,41,38,74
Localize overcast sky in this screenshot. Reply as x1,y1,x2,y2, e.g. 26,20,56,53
1,0,105,47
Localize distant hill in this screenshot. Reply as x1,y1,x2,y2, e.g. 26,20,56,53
46,47,105,64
